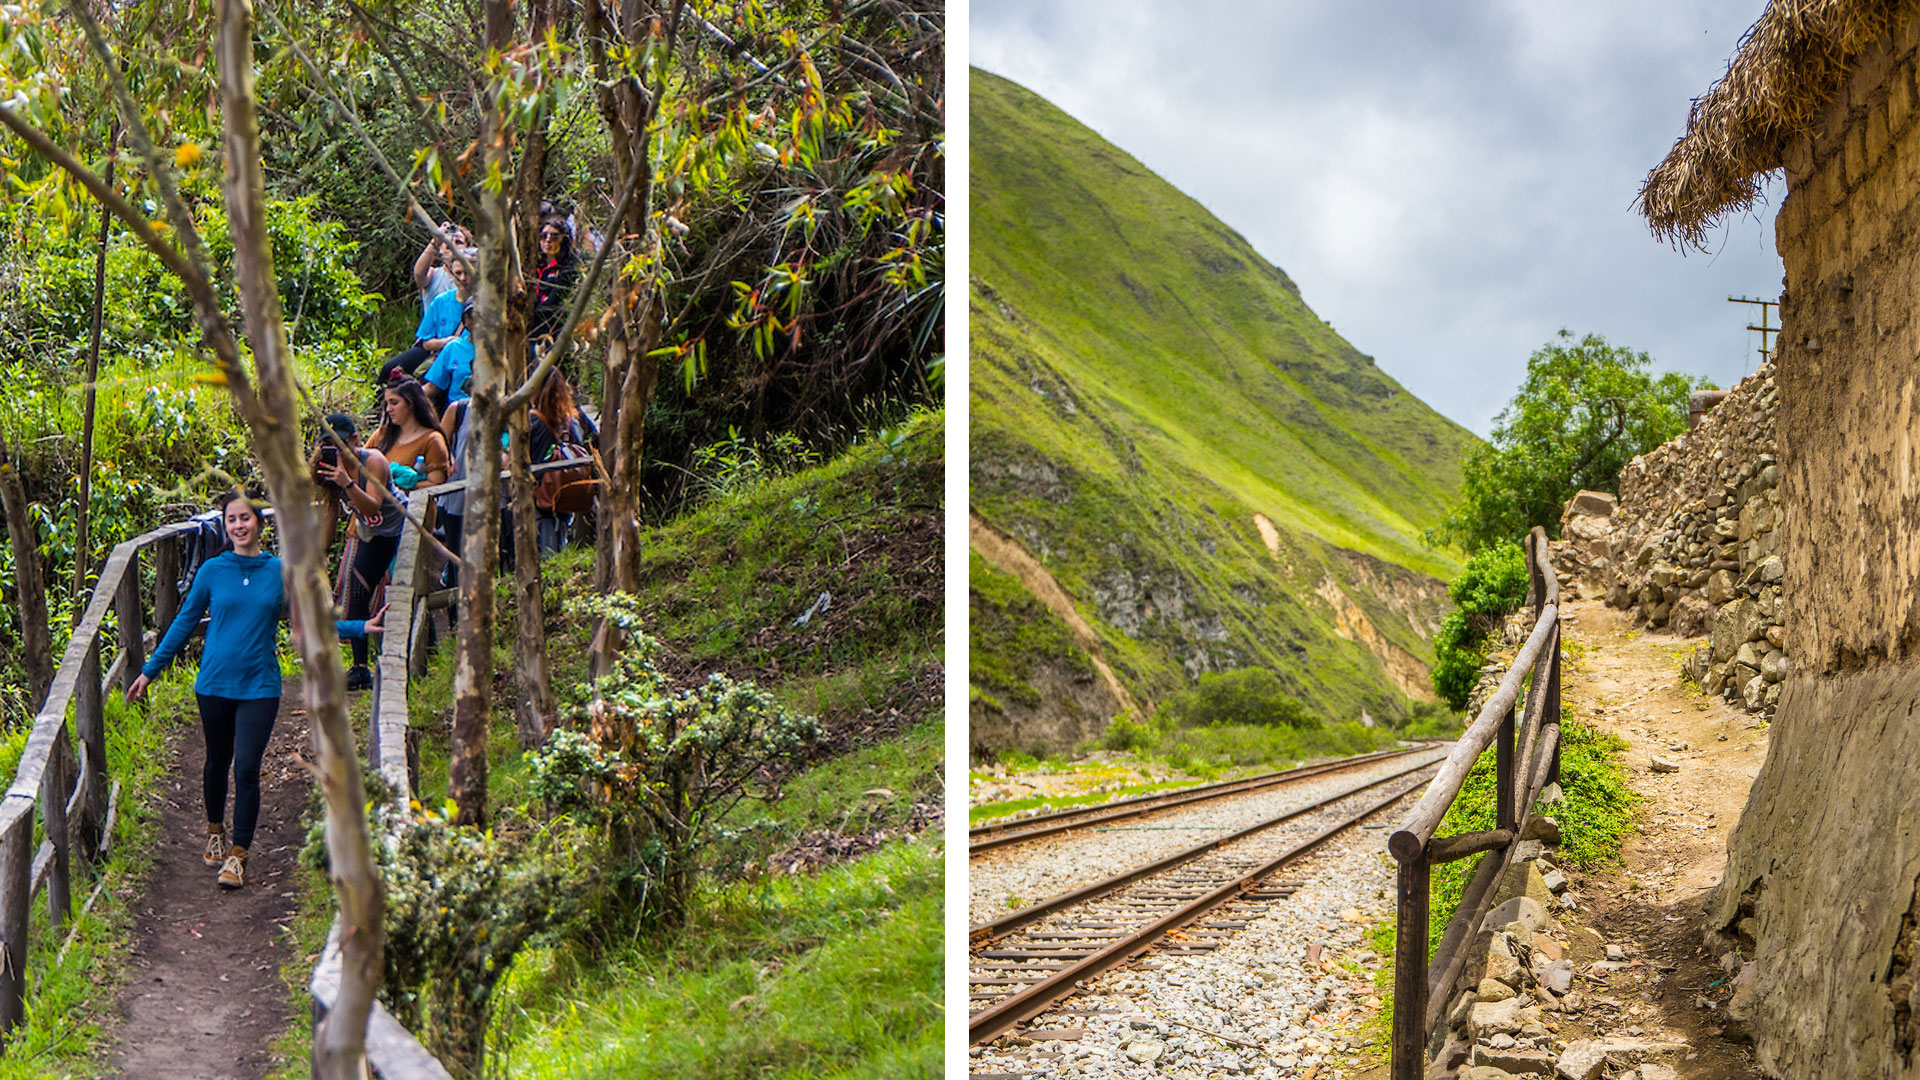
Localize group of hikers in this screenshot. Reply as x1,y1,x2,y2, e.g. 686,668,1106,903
126,211,593,891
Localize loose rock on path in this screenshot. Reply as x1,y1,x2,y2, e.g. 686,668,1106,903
106,685,310,1079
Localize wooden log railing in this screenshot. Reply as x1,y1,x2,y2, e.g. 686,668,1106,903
1388,526,1563,1080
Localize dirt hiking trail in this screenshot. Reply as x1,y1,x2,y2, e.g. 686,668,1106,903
1551,597,1767,1078
106,685,310,1079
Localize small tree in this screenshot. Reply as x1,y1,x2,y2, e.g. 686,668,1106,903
1435,330,1707,553
529,594,820,926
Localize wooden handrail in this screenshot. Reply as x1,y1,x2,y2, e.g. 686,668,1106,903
1389,526,1563,1080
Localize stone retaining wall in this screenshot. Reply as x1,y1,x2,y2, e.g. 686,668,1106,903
1552,363,1786,716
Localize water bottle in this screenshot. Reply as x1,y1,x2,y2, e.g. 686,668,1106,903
415,454,426,483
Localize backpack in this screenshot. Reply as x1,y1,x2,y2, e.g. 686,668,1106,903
178,510,231,595
532,410,599,514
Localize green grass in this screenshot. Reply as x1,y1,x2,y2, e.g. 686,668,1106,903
0,669,191,1078
968,778,1202,826
1427,708,1638,948
265,419,944,1077
487,837,940,1079
968,67,1478,740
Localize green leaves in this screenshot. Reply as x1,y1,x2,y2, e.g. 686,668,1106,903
1430,541,1529,709
1435,330,1709,554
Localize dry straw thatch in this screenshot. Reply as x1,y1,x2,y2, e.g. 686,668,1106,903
1639,0,1916,246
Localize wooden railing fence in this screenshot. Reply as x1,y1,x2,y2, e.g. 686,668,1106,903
1388,525,1563,1080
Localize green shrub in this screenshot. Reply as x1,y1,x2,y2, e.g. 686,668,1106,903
1101,713,1157,753
528,593,821,929
1159,667,1317,729
1431,541,1530,710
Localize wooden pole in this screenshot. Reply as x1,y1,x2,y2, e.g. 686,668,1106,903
154,535,181,641
42,734,70,929
114,547,144,696
1390,855,1431,1080
75,638,106,845
1496,702,1516,834
0,802,32,1037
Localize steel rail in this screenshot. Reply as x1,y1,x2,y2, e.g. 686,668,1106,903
967,769,1436,1045
970,750,1447,943
970,744,1438,854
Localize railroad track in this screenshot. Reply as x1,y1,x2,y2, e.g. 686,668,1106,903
969,744,1443,855
967,750,1446,1045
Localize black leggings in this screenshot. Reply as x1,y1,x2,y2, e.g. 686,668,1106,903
379,344,432,384
346,531,401,666
197,694,278,850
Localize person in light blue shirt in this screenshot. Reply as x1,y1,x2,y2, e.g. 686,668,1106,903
422,299,476,410
381,254,473,384
127,490,283,890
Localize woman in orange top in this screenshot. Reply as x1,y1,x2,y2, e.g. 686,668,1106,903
372,376,452,488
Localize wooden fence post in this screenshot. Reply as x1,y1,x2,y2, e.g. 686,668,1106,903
154,535,181,641
42,734,70,929
1496,703,1516,833
0,801,33,1037
115,547,144,697
1391,854,1431,1080
74,638,105,853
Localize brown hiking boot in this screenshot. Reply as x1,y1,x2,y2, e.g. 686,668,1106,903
203,824,229,868
218,846,247,889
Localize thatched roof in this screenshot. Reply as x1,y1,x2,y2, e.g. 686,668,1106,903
1639,0,1914,246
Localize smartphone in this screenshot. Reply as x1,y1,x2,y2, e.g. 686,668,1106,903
320,445,339,468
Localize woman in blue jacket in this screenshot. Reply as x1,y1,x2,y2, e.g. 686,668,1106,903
127,490,283,890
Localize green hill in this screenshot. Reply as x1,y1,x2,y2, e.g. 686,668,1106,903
969,67,1480,756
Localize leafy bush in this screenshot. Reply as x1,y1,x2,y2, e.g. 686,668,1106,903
1100,713,1158,753
1431,541,1530,710
375,808,582,1078
528,593,822,928
1158,667,1318,729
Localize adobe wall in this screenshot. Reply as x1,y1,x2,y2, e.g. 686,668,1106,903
1709,17,1920,1079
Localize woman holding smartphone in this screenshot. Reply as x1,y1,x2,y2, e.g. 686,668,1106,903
127,490,283,890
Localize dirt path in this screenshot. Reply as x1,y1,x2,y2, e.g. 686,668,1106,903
106,685,311,1079
1552,597,1768,1077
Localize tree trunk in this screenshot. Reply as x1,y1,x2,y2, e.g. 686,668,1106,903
583,0,678,670
450,0,548,826
506,0,555,748
506,408,551,747
214,4,382,1076
73,127,117,605
0,432,52,710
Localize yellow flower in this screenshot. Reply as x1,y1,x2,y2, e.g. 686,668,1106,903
174,142,203,168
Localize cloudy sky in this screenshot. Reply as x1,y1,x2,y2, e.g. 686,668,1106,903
970,1,1785,437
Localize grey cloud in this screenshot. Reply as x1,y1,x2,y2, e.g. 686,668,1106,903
972,0,1785,436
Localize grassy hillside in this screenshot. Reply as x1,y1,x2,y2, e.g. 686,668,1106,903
270,411,943,1078
970,68,1478,754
